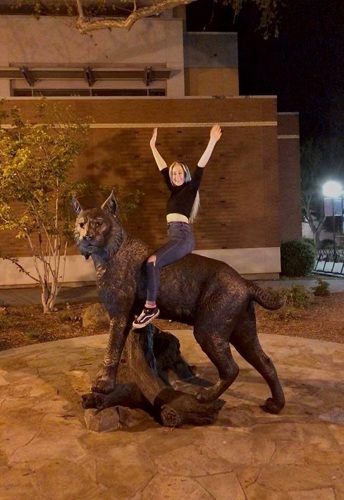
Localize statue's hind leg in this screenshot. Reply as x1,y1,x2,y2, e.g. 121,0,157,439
193,326,239,402
230,306,285,414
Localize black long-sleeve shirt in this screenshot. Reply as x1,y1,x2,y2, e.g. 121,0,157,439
161,166,203,218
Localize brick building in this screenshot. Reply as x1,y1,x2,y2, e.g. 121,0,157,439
0,13,301,285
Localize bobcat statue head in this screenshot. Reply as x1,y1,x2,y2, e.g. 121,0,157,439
72,192,125,260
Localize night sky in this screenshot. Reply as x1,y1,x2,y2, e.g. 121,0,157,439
186,0,344,144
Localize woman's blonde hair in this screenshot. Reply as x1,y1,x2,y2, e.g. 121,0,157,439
169,162,200,223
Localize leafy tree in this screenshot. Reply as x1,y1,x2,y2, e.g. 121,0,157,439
0,99,90,313
5,0,284,35
301,138,344,248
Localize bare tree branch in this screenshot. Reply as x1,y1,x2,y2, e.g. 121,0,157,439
75,0,195,32
4,256,40,284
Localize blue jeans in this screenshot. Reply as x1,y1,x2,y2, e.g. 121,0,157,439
146,222,195,303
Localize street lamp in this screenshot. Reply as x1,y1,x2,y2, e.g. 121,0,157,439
322,180,343,257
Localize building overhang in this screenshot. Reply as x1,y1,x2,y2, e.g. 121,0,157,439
0,66,172,87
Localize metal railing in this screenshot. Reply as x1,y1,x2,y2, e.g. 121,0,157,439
314,249,344,276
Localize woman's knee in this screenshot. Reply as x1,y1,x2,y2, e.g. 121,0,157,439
147,255,156,264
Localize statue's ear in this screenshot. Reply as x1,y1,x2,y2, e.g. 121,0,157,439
72,197,83,215
101,191,118,215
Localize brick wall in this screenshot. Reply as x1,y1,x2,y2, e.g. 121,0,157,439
278,113,302,241
0,97,283,258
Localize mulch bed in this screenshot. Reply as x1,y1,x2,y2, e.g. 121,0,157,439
0,291,343,351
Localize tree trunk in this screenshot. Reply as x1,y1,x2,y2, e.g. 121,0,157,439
82,326,225,428
41,281,58,313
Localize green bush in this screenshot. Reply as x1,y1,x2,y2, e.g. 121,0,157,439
312,278,330,296
280,239,316,277
320,239,334,249
302,237,316,247
285,284,311,308
264,284,311,321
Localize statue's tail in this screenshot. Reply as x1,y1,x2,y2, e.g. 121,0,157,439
248,282,284,310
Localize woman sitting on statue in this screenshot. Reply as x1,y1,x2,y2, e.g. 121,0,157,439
132,124,222,329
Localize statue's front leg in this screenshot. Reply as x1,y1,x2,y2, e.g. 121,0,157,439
92,316,129,394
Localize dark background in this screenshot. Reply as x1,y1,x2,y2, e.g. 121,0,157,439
186,0,344,144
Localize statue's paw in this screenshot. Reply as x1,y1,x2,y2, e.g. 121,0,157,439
194,387,216,403
260,397,283,414
92,365,116,394
92,376,116,395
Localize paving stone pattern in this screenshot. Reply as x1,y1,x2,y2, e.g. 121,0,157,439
0,331,344,499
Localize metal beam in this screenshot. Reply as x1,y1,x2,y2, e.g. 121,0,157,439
20,66,35,87
143,66,152,86
0,67,172,82
84,67,95,87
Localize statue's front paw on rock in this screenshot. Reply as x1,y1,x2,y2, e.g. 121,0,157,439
194,386,218,403
92,364,116,394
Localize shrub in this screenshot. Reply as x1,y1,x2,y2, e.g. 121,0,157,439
280,239,316,277
285,284,311,309
302,237,316,247
312,278,330,296
264,284,311,321
320,239,334,249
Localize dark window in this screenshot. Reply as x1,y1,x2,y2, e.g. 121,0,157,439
148,89,166,96
13,89,91,97
12,88,166,97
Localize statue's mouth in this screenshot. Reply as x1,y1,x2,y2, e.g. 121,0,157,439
80,242,98,252
78,242,99,260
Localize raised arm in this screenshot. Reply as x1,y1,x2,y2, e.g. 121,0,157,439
197,124,222,168
150,128,168,171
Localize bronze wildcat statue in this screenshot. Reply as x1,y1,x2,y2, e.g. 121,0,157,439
73,192,285,414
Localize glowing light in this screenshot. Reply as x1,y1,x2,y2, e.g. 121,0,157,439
322,181,342,198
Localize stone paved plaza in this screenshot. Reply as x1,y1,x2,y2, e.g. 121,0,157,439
1,330,344,499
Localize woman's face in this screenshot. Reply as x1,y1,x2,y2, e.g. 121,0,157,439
171,163,185,186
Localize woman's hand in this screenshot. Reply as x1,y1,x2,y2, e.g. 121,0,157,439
150,128,158,148
150,128,167,170
210,124,222,143
197,124,222,168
